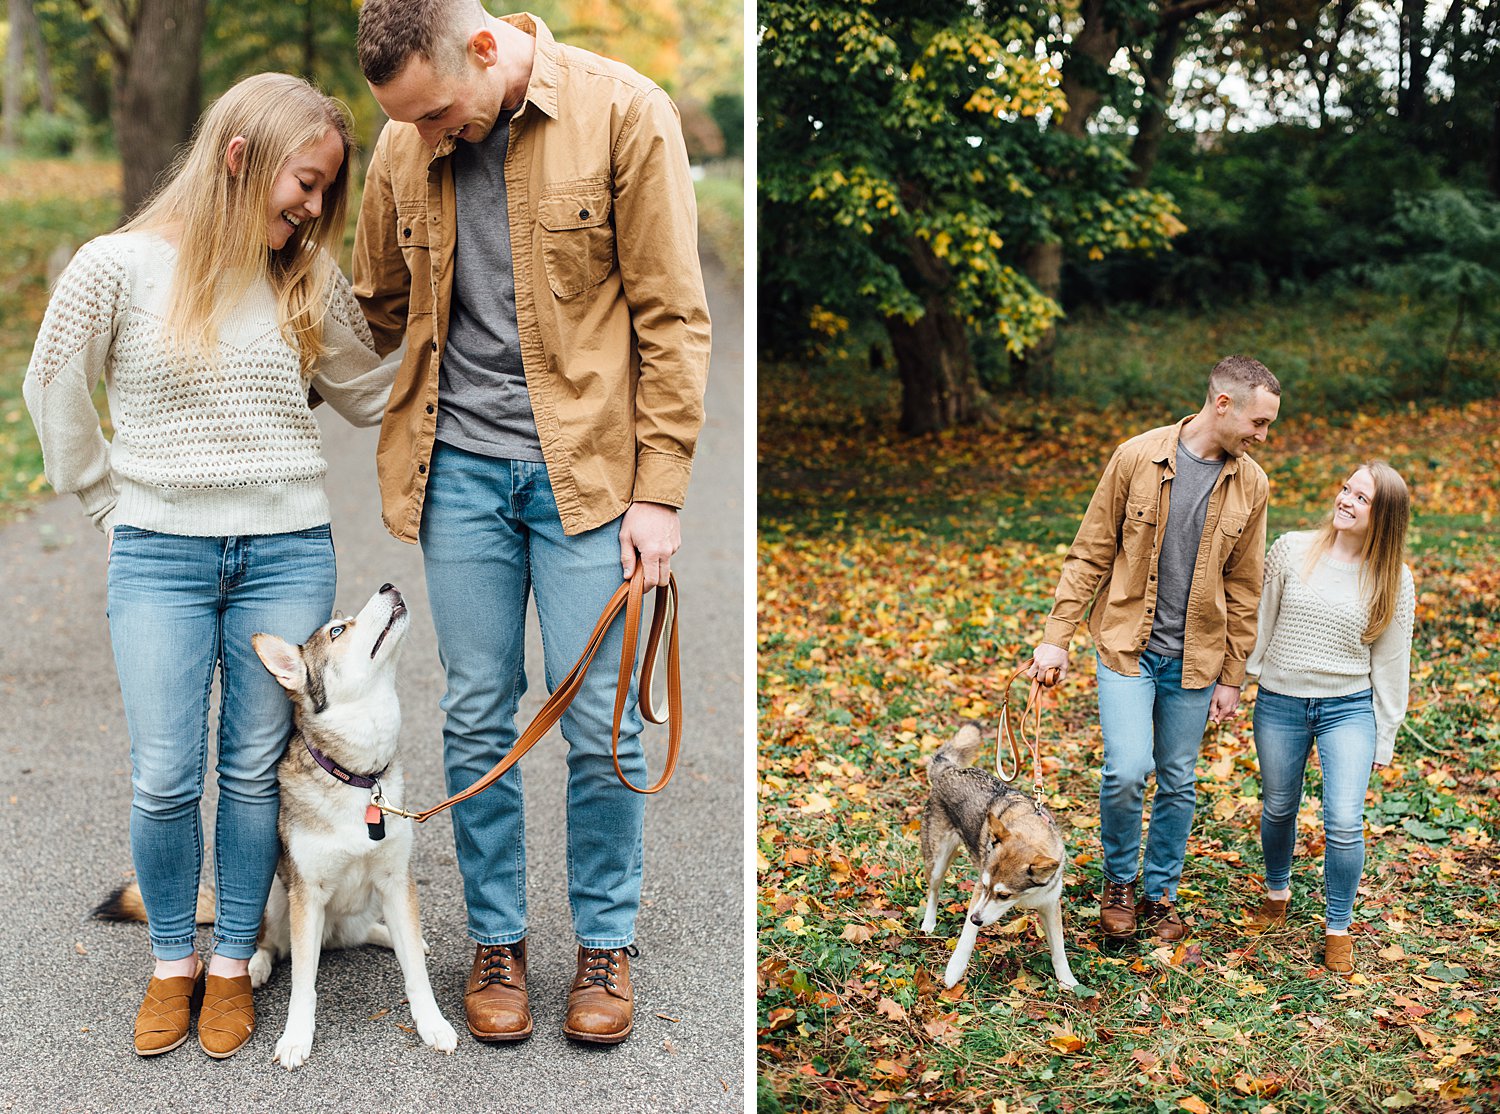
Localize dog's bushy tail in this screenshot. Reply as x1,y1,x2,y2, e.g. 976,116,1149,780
93,881,215,925
928,723,985,780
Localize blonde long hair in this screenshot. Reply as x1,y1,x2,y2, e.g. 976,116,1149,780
1303,460,1411,643
123,73,354,378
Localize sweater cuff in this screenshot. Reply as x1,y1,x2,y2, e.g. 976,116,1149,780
78,474,118,532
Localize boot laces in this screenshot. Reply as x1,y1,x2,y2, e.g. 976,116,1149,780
578,945,639,991
477,944,520,988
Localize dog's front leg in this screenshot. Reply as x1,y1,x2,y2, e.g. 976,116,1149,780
274,888,326,1069
1036,898,1079,990
377,873,457,1054
943,899,984,988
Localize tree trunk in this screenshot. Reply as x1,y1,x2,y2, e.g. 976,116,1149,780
1128,20,1184,187
884,301,979,435
115,0,208,219
2,0,24,151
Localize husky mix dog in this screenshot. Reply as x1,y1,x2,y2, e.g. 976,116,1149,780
247,583,457,1068
920,724,1079,990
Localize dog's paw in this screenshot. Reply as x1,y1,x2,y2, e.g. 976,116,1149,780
273,1028,315,1070
247,950,273,989
942,956,966,989
919,914,937,934
415,1011,458,1054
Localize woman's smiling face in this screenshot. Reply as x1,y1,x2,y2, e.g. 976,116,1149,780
1332,467,1376,541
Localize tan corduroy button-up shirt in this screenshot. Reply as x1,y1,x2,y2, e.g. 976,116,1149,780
1042,417,1270,689
352,13,711,542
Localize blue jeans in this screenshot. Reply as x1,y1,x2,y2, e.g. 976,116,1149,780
106,526,336,960
1097,651,1216,901
1253,687,1376,932
419,442,645,949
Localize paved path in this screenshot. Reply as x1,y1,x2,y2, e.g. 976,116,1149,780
0,260,744,1113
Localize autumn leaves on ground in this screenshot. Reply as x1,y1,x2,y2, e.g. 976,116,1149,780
757,346,1500,1114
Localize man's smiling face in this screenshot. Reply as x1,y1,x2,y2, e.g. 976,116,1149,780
370,48,505,150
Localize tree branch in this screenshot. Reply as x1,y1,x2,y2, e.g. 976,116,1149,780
69,0,131,61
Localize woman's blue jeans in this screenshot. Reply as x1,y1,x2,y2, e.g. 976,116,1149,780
1096,651,1216,902
106,526,335,960
1253,687,1376,931
419,442,646,949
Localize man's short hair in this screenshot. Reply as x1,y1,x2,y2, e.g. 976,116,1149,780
357,0,483,86
1207,355,1280,406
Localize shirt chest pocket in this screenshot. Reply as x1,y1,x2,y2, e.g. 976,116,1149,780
537,187,615,299
397,208,434,312
1122,497,1158,556
1217,512,1248,564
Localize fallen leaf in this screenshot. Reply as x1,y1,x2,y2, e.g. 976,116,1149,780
876,996,907,1022
368,1007,391,1021
1179,1097,1211,1114
841,923,874,944
1047,1029,1084,1054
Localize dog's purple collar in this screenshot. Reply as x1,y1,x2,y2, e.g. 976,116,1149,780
304,739,388,789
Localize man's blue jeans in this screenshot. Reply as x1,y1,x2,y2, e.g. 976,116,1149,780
1253,687,1376,932
1097,650,1216,901
106,526,336,960
419,442,646,949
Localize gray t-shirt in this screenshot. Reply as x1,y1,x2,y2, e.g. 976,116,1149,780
435,111,544,462
1146,443,1225,658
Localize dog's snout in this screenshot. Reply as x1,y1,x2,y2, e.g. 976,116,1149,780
380,583,395,594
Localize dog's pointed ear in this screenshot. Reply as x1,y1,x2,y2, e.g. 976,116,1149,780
1031,856,1060,879
987,813,1011,845
252,633,306,692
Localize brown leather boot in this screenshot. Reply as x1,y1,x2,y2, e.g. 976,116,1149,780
134,960,204,1056
465,941,532,1042
1243,895,1290,933
1324,933,1354,976
197,972,255,1059
1099,878,1138,944
563,945,636,1044
1138,897,1188,944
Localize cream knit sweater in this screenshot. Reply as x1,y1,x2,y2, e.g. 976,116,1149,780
23,231,394,537
1246,530,1416,764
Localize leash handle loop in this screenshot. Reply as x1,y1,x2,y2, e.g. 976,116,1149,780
379,568,682,824
995,664,1053,806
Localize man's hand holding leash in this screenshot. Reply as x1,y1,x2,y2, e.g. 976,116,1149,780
1027,642,1069,688
620,501,681,590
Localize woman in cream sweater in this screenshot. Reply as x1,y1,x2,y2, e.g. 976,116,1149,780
1242,461,1415,975
24,74,392,1058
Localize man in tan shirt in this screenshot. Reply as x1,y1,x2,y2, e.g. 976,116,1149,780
353,0,710,1045
1029,356,1279,947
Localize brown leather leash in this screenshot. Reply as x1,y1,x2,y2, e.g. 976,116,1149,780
373,568,681,824
995,663,1058,809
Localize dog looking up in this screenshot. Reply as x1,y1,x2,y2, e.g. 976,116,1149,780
920,724,1079,990
249,583,457,1068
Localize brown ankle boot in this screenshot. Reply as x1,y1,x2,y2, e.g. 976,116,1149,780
564,945,636,1044
1138,898,1187,944
1099,878,1138,943
465,941,532,1042
1324,933,1354,975
1243,895,1290,933
134,960,204,1056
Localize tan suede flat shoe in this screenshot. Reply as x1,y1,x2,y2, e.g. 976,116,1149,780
198,972,255,1059
134,960,204,1056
